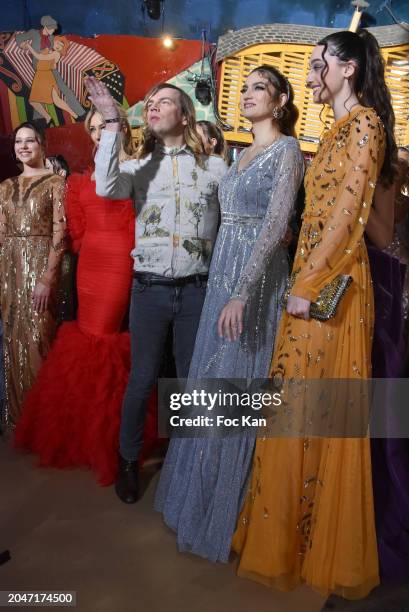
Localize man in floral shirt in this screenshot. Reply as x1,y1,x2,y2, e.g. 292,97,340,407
86,77,227,503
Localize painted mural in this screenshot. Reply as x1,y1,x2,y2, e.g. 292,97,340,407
0,15,127,130
0,31,204,172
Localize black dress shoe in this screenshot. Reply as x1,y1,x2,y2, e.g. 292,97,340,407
0,550,11,566
115,455,139,504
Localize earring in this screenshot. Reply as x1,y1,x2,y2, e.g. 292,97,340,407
272,106,283,120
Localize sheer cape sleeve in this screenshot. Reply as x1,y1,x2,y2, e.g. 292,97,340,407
292,109,385,302
39,176,66,287
66,173,86,254
231,139,304,303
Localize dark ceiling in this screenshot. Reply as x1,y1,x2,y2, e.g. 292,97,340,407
1,0,408,41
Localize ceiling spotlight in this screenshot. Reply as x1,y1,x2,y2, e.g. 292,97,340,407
195,78,212,106
144,0,162,20
189,29,213,106
162,35,174,49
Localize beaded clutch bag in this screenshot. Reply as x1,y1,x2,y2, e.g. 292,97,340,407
282,274,353,321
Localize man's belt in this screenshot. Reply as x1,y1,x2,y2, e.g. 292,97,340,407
133,272,208,287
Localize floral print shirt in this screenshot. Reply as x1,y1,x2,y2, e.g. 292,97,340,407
95,130,227,277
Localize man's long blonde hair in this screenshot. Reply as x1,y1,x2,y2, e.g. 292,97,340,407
135,83,204,168
84,105,135,162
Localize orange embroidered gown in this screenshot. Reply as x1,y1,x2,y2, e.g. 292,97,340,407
232,106,385,599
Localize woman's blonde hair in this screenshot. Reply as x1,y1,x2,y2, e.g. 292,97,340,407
136,83,204,168
84,105,135,161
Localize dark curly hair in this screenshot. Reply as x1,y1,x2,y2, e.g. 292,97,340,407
317,29,397,187
46,155,70,177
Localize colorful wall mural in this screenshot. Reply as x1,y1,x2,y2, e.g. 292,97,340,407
0,15,128,131
0,17,204,173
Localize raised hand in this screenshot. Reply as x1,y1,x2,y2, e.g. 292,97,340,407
84,76,119,121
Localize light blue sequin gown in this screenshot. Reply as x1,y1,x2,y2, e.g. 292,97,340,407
155,137,304,562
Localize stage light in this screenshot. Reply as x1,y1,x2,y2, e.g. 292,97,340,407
163,35,174,49
190,29,212,105
144,0,162,20
195,79,212,106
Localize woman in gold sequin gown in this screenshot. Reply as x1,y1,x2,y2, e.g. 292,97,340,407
0,122,65,425
233,30,398,599
15,109,159,486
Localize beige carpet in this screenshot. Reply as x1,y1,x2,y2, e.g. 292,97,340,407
0,435,327,612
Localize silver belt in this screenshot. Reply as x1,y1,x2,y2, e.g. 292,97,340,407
221,212,264,226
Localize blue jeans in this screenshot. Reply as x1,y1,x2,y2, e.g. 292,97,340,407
119,277,206,461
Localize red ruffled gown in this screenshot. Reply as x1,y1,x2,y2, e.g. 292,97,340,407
14,172,158,485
